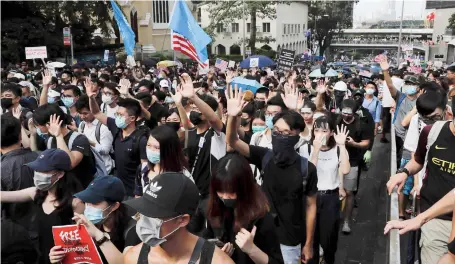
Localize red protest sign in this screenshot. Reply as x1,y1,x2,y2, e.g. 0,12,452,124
52,225,102,264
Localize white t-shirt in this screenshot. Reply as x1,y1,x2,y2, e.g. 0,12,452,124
300,144,346,191
100,103,119,119
403,114,425,153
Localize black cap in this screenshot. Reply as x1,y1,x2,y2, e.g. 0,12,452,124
74,176,125,204
353,89,365,96
123,172,200,218
26,149,71,172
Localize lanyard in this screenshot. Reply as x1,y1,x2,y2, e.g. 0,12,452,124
191,129,211,175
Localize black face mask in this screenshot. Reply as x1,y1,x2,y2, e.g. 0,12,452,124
166,121,181,132
354,97,363,109
271,134,300,166
342,114,355,123
190,111,203,126
1,98,13,109
254,100,266,110
241,118,250,127
334,91,346,109
221,198,237,208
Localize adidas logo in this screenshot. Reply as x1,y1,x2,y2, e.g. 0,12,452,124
145,182,162,198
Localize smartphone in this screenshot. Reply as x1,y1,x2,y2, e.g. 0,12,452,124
207,238,225,248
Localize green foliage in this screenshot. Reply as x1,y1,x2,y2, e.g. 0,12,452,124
447,13,455,30
1,1,116,63
308,1,355,56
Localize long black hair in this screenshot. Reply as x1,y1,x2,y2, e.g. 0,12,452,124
149,125,188,172
310,115,337,149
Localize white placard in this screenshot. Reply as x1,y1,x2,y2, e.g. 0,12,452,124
249,58,259,68
104,50,109,62
228,60,235,68
25,46,48,59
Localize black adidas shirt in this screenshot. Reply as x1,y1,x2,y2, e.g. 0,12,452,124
248,145,318,246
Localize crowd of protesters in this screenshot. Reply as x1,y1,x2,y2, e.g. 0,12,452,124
0,55,454,264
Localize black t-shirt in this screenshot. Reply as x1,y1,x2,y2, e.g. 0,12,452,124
242,130,253,144
415,122,455,221
107,117,148,196
187,126,226,198
136,117,157,131
340,116,371,167
248,145,318,246
48,131,96,188
148,102,166,122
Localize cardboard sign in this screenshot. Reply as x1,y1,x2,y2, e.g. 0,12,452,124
249,58,259,68
25,46,48,59
52,225,102,264
228,60,235,68
104,50,109,62
276,49,295,72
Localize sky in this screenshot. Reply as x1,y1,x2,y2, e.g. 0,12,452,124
353,0,427,26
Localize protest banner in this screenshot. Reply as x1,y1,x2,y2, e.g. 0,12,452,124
276,49,295,71
25,46,48,60
52,225,102,264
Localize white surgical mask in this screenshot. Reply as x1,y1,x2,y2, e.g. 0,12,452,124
136,214,182,247
102,94,113,104
365,88,375,95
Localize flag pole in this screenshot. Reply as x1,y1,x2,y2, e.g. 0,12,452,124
396,0,404,66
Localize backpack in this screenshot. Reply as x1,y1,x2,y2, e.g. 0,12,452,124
421,121,450,180
46,132,108,177
80,121,102,144
392,93,407,124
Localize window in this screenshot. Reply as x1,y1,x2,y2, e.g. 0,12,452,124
303,23,306,30
283,24,286,34
287,24,290,34
262,22,270,33
232,23,239,33
197,8,201,23
216,24,225,33
247,23,251,33
152,0,169,24
298,24,300,33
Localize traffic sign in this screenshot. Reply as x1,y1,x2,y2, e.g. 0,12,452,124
63,27,71,46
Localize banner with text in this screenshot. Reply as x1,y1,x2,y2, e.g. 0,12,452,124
25,46,48,59
276,49,295,72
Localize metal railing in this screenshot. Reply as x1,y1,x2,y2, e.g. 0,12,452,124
388,119,401,264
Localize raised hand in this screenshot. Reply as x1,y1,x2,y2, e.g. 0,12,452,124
117,79,131,95
43,69,52,86
225,84,246,117
226,70,235,84
281,82,300,110
235,226,257,255
379,55,389,71
334,124,349,145
28,118,37,135
170,85,183,104
316,79,327,94
47,114,63,137
305,78,312,89
84,78,96,97
71,77,78,85
178,73,195,99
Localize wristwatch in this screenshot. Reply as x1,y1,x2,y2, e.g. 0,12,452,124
95,232,111,247
396,167,410,176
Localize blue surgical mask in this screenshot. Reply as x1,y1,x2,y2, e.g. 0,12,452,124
84,204,110,224
146,149,160,164
36,127,49,140
252,125,267,133
265,115,274,129
47,97,56,104
115,116,128,129
61,97,75,108
403,85,418,95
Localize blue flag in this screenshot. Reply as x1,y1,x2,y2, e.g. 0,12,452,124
110,0,135,56
169,0,211,62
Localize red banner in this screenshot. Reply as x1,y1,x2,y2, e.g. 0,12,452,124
52,225,103,264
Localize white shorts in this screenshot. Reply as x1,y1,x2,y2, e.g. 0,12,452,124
343,166,359,192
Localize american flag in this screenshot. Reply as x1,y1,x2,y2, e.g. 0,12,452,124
215,58,228,72
172,31,208,68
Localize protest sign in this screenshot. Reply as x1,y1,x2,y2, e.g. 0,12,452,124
52,225,102,264
249,58,259,68
25,46,48,59
228,60,235,68
276,49,295,71
104,50,109,62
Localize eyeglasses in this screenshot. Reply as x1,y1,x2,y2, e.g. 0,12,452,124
272,128,292,137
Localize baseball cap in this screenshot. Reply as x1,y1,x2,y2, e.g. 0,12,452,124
159,79,169,88
353,89,365,96
404,75,420,85
74,176,125,204
123,172,200,218
26,149,71,172
13,73,25,80
334,81,347,92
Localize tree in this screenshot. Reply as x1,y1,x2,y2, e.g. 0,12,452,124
1,1,117,63
204,1,280,55
447,12,455,30
308,1,356,56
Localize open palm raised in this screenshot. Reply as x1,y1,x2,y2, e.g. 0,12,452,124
225,84,247,117
334,124,349,145
178,73,195,98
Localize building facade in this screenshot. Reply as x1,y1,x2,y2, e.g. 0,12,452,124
200,2,309,56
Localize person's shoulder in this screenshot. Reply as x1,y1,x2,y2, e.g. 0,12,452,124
211,246,235,264
307,158,317,175
123,243,142,263
72,132,90,145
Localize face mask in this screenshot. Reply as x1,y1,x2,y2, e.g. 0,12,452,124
272,134,299,153
146,149,160,164
166,121,180,132
265,115,274,129
61,97,75,108
366,88,375,95
252,125,266,133
102,94,113,104
190,111,203,126
34,171,59,191
241,118,250,127
403,85,418,95
48,97,56,104
1,98,13,109
354,97,363,109
84,205,111,224
136,214,182,247
254,100,266,109
342,114,355,123
220,198,237,208
115,115,129,129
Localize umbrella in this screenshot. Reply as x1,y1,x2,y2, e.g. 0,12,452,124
239,55,275,69
308,69,324,78
142,59,157,67
324,69,338,77
47,62,66,68
334,61,346,66
157,60,178,67
231,77,265,94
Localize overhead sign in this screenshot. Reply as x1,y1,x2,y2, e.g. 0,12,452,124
245,47,251,56
63,27,71,46
104,50,109,62
25,46,48,59
249,58,259,68
276,49,295,72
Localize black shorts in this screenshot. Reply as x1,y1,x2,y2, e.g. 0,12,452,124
449,237,455,255
381,107,391,132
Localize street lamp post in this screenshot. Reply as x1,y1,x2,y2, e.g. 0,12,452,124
396,0,405,65
242,0,246,59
